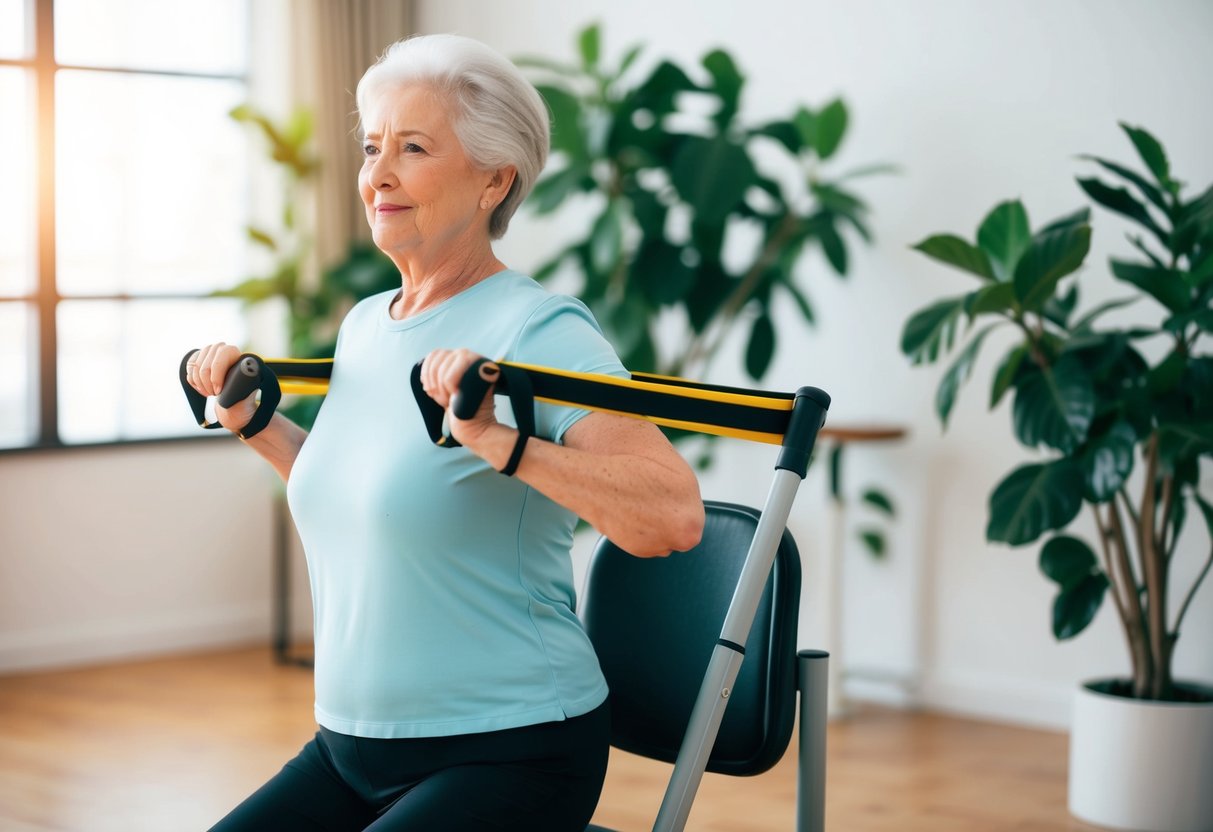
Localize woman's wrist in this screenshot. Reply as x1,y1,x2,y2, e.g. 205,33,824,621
464,422,520,472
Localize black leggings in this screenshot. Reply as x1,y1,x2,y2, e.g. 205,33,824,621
207,701,610,832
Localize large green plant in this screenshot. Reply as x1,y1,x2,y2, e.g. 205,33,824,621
902,123,1213,701
521,24,898,556
519,23,890,380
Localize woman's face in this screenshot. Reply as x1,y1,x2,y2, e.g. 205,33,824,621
358,84,498,263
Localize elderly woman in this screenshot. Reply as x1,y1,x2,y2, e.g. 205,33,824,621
191,34,704,832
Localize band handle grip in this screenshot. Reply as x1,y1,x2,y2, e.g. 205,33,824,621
179,349,281,440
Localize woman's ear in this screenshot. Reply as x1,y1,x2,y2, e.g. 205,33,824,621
482,166,517,210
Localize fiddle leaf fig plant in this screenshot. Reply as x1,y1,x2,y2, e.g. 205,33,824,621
520,22,897,556
903,123,1213,701
518,22,891,380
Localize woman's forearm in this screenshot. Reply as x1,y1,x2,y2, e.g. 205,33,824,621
238,413,308,483
468,418,705,557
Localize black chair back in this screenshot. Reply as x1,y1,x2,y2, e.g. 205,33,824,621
579,500,801,776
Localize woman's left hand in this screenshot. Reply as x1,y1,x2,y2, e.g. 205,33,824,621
419,348,506,450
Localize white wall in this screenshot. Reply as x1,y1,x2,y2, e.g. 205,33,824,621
417,0,1213,728
0,441,313,673
2,0,1210,734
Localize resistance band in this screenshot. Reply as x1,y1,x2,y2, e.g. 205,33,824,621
179,351,829,448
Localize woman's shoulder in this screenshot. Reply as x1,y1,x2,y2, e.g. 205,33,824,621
477,270,594,319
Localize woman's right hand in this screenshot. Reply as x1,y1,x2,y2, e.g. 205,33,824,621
184,342,257,433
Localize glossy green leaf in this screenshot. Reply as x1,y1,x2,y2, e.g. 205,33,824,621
1080,420,1136,502
936,324,998,428
1012,358,1095,453
1040,207,1091,235
1077,177,1165,241
578,23,601,68
1158,423,1213,472
246,226,277,251
781,279,815,324
1120,122,1170,188
592,292,649,357
861,488,895,516
752,120,802,154
1052,573,1109,640
977,200,1031,282
536,85,588,161
530,164,591,214
990,344,1028,409
745,312,776,379
911,234,996,281
901,296,966,365
631,60,700,116
1079,155,1168,214
1039,535,1099,589
1012,223,1091,310
1148,348,1186,395
858,529,887,559
1174,184,1213,257
814,99,848,160
987,460,1085,545
1196,493,1213,539
589,201,623,277
964,282,1018,318
818,221,847,275
1042,283,1079,329
632,238,696,306
670,136,757,226
828,443,844,500
1110,259,1191,313
702,49,744,127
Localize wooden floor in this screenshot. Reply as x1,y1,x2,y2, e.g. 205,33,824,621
0,647,1099,831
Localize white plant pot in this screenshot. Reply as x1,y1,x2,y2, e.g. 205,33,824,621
1069,679,1213,832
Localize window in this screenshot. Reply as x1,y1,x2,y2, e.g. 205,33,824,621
0,0,255,448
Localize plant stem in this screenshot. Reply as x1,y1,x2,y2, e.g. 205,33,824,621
1107,499,1150,698
1138,434,1172,700
1091,504,1143,687
673,211,801,377
1172,545,1213,638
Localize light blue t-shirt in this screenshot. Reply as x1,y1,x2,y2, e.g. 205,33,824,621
285,270,627,739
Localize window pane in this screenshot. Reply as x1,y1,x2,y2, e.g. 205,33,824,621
0,68,34,297
0,302,35,447
56,71,250,297
55,0,247,75
0,0,26,59
58,298,248,443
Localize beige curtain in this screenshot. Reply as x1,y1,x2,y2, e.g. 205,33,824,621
289,0,415,276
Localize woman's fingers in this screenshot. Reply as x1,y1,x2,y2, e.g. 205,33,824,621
188,342,241,397
420,348,496,416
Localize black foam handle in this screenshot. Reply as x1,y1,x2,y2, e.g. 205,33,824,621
218,355,263,408
453,358,499,420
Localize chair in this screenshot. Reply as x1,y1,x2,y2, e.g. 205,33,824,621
581,501,830,832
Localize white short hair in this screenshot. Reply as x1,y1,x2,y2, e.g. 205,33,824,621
356,34,549,240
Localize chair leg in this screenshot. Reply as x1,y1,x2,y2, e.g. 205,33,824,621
797,649,829,832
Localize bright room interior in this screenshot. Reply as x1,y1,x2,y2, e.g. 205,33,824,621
1,1,1211,830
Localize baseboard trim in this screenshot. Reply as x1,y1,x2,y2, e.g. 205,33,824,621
0,596,313,674
917,671,1072,731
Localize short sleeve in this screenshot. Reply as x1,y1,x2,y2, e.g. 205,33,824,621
507,295,627,443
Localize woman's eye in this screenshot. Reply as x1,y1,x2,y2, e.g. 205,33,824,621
362,143,379,157
403,142,424,154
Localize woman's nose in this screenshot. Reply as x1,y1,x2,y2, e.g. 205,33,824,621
368,155,396,191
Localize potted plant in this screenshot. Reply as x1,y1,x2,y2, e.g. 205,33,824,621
902,123,1213,831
